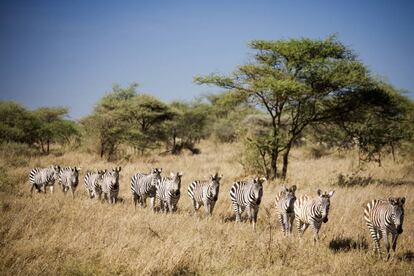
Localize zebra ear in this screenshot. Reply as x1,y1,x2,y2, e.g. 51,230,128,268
117,166,122,172
170,172,175,178
291,185,297,192
317,189,322,196
328,190,335,197
400,197,406,205
158,168,162,173
388,197,396,204
178,172,183,177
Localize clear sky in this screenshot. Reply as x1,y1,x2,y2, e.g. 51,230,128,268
1,0,413,119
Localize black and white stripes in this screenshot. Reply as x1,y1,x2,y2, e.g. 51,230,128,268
59,167,81,198
364,197,405,259
131,168,162,210
29,165,61,194
188,172,222,216
230,177,266,230
156,172,183,213
101,167,122,204
294,189,334,242
275,185,297,235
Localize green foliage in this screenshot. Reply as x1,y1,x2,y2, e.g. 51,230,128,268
0,101,40,145
82,83,175,159
32,107,79,154
195,35,410,179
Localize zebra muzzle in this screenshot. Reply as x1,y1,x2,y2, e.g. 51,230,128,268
322,217,328,223
397,226,403,234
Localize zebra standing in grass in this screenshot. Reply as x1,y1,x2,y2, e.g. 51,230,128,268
84,169,106,199
294,189,334,242
29,165,61,194
230,177,266,230
157,172,183,213
188,172,222,216
274,185,297,235
364,197,405,259
59,167,81,198
101,167,121,204
130,168,162,210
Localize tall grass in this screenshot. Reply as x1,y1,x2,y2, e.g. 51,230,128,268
1,141,413,275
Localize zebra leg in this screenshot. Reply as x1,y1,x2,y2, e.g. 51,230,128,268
30,184,35,195
282,213,289,235
300,223,309,237
382,230,390,260
150,197,155,211
288,213,295,234
71,187,75,199
311,222,321,243
296,216,303,236
391,233,399,258
233,203,241,223
252,207,259,231
50,185,54,194
278,214,285,234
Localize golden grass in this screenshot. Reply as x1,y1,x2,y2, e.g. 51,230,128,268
1,141,413,275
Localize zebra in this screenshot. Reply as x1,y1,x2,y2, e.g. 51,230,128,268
188,172,222,216
101,167,122,204
156,172,183,213
130,168,162,210
364,197,405,259
274,185,297,235
84,169,106,199
59,167,81,198
28,165,61,194
294,189,335,242
230,177,266,230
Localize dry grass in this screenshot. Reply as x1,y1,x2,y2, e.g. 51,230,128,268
1,141,413,275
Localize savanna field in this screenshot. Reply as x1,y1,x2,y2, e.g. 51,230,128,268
0,141,413,275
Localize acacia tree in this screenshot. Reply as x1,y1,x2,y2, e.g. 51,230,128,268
195,36,373,179
32,107,78,154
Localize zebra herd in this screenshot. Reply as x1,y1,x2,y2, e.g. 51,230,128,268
28,165,406,259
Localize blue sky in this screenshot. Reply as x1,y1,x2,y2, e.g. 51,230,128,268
1,0,413,119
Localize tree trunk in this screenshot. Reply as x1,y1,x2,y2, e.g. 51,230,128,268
100,141,105,158
40,140,45,153
270,148,278,179
47,139,50,154
281,141,293,180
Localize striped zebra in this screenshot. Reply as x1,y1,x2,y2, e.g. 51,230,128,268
59,167,81,198
28,165,61,194
130,168,162,210
294,189,334,242
84,169,107,199
364,197,405,259
274,185,297,235
156,172,183,213
188,172,222,216
230,177,266,230
101,167,122,204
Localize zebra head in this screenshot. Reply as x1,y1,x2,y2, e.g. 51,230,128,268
169,172,183,196
52,165,61,179
151,168,162,187
252,177,266,204
388,197,405,234
282,185,297,213
316,189,335,223
70,167,81,185
107,167,122,186
209,172,222,201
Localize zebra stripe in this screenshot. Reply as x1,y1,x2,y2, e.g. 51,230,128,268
188,173,222,216
294,189,334,242
229,177,266,230
84,169,106,199
130,168,162,210
364,197,405,259
101,167,121,204
28,165,61,194
274,185,297,235
157,172,183,213
59,167,81,198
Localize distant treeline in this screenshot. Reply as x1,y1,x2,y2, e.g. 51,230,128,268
1,35,413,179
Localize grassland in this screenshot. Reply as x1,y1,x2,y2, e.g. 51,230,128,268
1,141,413,275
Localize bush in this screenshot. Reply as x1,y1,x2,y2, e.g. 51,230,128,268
334,173,372,187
